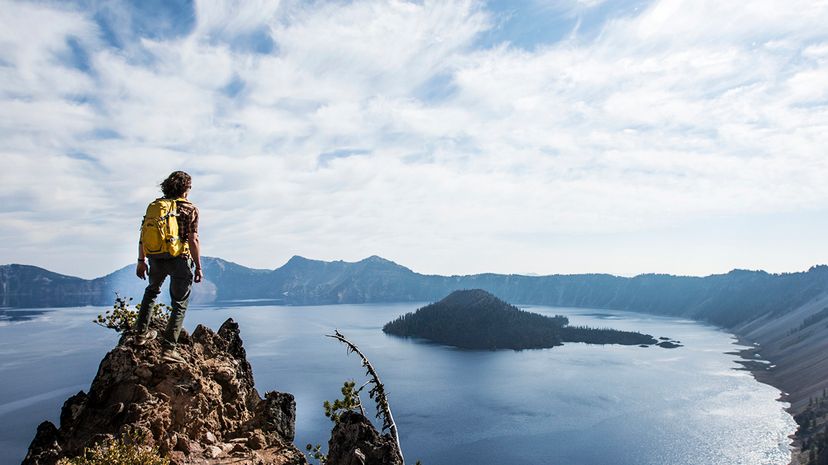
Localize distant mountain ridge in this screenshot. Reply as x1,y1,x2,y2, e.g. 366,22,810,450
2,257,828,331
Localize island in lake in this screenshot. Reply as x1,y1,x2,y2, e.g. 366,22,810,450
382,289,678,350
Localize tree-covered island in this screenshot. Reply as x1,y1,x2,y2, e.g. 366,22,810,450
382,289,663,350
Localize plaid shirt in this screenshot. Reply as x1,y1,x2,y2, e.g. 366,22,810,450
175,199,199,245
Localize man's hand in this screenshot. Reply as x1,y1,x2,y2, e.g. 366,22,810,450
136,261,147,280
194,267,203,283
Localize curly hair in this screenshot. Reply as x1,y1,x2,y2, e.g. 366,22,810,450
160,171,192,198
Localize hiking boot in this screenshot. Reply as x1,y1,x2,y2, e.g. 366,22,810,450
135,330,157,346
161,349,186,364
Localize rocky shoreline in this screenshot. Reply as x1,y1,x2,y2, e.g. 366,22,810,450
730,335,824,465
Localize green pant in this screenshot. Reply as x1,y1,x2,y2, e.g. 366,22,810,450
136,255,193,347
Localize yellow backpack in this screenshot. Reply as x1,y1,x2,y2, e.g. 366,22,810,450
141,198,189,257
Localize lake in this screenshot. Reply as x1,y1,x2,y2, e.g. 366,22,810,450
0,303,796,465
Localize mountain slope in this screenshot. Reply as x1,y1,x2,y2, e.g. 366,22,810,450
0,264,103,307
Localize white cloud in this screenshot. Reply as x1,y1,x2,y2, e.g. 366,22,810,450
1,0,827,278
193,0,282,39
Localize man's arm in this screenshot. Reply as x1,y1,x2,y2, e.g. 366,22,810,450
136,240,147,279
188,232,203,283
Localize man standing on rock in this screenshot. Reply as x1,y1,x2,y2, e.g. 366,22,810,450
134,171,203,363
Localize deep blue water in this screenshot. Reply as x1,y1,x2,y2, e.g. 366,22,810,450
0,304,796,465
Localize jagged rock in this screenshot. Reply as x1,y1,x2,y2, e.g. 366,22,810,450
23,422,62,465
22,318,306,465
60,391,87,427
326,411,402,465
256,392,297,442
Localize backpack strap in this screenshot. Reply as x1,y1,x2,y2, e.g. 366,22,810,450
156,198,179,220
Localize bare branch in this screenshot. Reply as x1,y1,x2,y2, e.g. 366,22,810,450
326,330,404,464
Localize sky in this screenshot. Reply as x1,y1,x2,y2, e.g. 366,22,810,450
1,0,828,279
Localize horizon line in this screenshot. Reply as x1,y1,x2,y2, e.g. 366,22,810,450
2,255,825,282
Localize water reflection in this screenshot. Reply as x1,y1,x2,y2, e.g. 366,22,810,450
0,309,52,322
211,299,286,307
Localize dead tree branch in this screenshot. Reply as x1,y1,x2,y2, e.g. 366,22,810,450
326,330,404,463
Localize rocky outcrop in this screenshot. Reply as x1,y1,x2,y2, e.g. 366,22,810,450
326,411,402,465
22,318,306,465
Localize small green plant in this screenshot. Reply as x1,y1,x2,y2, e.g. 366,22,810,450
94,294,170,333
57,431,168,465
323,380,366,423
306,380,364,464
305,443,327,465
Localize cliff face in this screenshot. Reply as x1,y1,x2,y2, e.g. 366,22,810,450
22,319,306,465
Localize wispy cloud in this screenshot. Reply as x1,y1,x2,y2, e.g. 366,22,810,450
1,0,827,277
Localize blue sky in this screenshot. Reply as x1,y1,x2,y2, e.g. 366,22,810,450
1,0,827,278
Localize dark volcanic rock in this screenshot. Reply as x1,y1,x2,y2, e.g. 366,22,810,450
326,411,403,465
256,392,297,442
24,422,62,465
22,318,306,465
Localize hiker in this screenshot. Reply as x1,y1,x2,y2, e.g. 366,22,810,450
134,171,203,363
